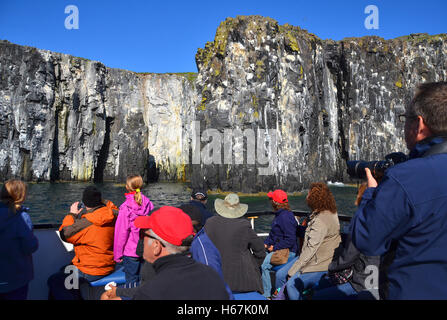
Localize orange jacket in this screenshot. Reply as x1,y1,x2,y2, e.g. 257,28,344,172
59,200,118,276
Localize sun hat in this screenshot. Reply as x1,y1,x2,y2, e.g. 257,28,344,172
214,193,248,219
134,206,195,246
267,189,288,204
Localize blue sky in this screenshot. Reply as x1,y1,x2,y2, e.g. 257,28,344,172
0,0,446,73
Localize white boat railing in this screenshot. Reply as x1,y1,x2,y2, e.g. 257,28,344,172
246,211,352,238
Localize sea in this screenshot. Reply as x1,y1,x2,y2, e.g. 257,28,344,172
12,181,361,233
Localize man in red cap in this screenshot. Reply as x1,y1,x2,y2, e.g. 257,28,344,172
101,206,229,300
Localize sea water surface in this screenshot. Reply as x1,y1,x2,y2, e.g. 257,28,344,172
15,181,360,233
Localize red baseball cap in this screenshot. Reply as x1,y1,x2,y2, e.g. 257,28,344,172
134,206,194,246
267,189,288,203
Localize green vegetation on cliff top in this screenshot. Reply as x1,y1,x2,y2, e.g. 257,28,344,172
196,15,446,70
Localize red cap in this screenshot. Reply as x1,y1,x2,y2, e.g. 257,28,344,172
134,206,194,246
267,189,288,203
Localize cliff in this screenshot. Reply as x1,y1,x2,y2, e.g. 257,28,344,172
194,16,446,192
0,41,197,183
1,15,446,192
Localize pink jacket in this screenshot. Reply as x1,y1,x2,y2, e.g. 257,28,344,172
113,193,154,261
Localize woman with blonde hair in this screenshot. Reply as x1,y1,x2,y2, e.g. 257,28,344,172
0,180,38,300
284,182,341,300
114,175,154,284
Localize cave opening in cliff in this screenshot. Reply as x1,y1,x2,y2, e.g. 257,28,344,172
50,109,60,182
93,116,113,183
146,154,159,183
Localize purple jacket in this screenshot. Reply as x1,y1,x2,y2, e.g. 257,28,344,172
114,193,154,261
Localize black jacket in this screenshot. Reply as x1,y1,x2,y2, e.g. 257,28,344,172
133,253,229,300
204,215,265,293
328,233,380,298
189,200,214,224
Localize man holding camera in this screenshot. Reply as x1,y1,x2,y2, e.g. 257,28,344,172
350,82,447,299
48,186,119,299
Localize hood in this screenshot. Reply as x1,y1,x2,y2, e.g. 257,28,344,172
123,193,154,218
0,203,29,231
0,203,15,232
83,200,118,226
409,135,447,159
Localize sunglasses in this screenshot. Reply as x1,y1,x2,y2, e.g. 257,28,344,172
139,229,165,247
398,114,418,123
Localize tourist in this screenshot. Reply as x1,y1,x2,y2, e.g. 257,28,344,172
101,206,230,300
114,175,154,284
180,203,234,299
100,204,232,300
188,188,213,223
284,182,341,300
0,180,38,300
294,182,380,300
48,186,118,299
261,189,298,298
204,193,265,295
351,82,447,299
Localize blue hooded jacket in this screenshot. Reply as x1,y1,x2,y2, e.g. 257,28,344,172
190,228,234,299
350,136,447,299
0,203,39,293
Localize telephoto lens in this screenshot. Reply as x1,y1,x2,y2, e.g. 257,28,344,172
346,152,408,180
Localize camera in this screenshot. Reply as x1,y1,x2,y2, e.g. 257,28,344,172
77,202,86,211
346,152,408,180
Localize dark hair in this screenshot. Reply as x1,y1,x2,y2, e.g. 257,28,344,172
82,186,103,208
271,200,291,212
407,82,447,135
179,204,202,233
306,182,337,214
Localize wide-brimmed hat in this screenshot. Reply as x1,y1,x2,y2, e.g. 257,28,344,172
214,193,248,219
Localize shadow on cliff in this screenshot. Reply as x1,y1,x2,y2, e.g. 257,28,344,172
147,154,159,183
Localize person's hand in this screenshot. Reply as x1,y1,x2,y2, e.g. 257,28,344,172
365,168,378,188
70,202,83,215
268,245,274,252
100,286,120,300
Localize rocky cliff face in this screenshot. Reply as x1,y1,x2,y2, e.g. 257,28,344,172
1,15,446,192
0,41,197,183
194,16,447,192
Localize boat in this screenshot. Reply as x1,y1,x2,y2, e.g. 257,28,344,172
27,211,353,300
